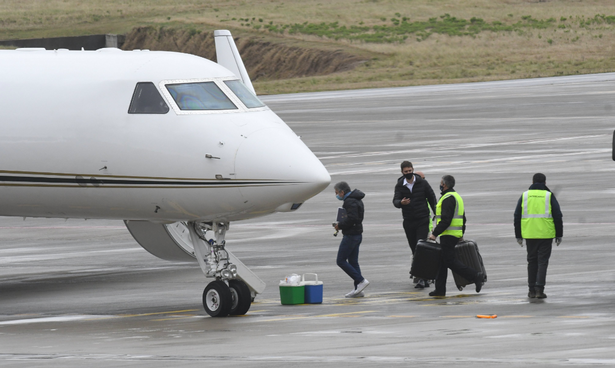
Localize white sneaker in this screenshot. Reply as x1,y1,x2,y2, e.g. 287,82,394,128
345,291,364,298
355,279,370,294
345,289,357,297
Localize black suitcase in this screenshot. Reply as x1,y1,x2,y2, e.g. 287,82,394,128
410,239,441,280
452,239,487,291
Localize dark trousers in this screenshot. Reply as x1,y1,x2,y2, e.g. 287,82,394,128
526,238,553,288
336,234,364,287
403,219,430,255
434,235,479,293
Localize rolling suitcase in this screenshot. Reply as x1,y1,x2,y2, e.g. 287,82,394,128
410,239,441,281
452,239,487,291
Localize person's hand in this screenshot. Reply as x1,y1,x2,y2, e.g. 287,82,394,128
332,223,339,231
401,197,411,205
428,233,436,241
555,237,562,246
517,238,523,247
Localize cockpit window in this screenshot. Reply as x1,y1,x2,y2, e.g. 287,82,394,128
128,82,169,114
166,82,237,110
224,80,265,108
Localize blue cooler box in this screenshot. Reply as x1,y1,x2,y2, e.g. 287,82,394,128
302,273,323,304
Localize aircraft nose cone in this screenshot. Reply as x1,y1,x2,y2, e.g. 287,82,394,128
235,128,330,211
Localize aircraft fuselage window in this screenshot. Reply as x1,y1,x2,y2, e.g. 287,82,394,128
166,82,237,110
224,80,265,108
128,82,170,114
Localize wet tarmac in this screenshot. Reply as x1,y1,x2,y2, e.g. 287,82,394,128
1,74,615,367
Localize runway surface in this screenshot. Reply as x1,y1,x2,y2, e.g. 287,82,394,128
1,74,615,367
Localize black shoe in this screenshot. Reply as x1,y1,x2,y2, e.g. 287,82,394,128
475,272,485,293
528,288,537,298
535,286,547,299
415,279,425,289
429,290,446,297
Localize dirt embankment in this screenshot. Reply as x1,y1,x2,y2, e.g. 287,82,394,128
122,26,366,81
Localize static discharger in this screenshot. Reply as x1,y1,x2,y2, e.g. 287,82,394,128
476,314,497,319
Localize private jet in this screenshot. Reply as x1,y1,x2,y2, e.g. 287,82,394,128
0,30,331,317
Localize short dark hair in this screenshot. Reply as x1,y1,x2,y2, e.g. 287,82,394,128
400,161,413,171
334,181,351,194
442,175,455,189
533,173,546,184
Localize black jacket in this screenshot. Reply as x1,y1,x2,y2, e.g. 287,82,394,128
338,189,365,235
514,183,563,238
392,174,437,224
432,188,466,237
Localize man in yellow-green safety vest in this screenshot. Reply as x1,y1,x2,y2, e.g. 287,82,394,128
514,173,563,299
428,175,485,297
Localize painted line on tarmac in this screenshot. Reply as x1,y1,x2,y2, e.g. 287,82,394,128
317,311,377,318
0,315,116,325
0,310,602,325
498,315,533,318
119,309,200,318
559,316,591,319
256,291,485,308
257,310,376,322
152,315,204,322
442,315,474,318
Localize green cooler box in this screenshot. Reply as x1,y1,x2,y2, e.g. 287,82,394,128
279,284,305,305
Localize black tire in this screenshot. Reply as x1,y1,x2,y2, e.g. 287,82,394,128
203,280,232,317
228,279,252,316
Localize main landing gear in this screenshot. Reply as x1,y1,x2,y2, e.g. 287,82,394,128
188,221,254,317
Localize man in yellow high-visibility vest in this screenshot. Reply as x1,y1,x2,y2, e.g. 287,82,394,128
514,173,563,299
428,175,485,297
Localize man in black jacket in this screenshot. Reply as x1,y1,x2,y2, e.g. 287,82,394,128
392,161,437,288
333,181,370,298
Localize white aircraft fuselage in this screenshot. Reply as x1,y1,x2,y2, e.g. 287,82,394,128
0,48,330,223
0,34,330,317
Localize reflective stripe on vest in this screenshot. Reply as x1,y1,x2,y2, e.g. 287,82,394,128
435,192,464,238
521,190,555,239
427,200,434,232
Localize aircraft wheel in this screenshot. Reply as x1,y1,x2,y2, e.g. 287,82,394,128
203,280,232,317
228,279,252,316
